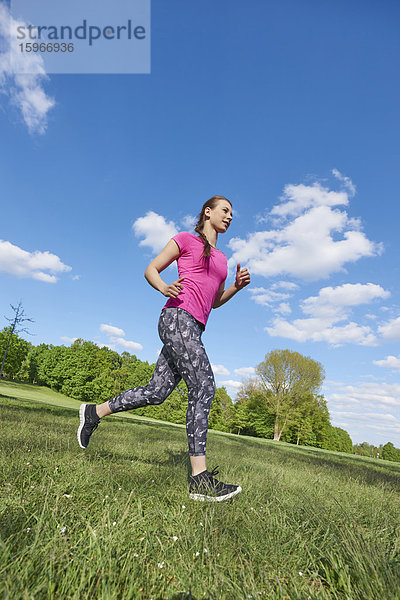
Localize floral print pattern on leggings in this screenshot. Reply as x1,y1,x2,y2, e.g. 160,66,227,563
108,307,216,456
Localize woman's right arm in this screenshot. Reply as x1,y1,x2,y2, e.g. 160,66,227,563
144,239,184,298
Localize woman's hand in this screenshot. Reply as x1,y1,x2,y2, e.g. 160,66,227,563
163,277,185,298
234,263,250,290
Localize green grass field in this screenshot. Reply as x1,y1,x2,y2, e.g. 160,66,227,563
1,380,399,600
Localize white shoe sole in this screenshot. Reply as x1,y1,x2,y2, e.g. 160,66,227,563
77,403,87,449
189,485,242,502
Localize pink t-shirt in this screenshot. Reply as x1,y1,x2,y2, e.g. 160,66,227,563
164,232,228,327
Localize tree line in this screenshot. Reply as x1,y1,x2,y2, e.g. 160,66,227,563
1,326,399,461
353,440,400,462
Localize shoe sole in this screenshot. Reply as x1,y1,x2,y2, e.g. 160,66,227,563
77,403,87,449
189,485,242,502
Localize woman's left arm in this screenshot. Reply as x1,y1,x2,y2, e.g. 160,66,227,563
213,263,251,309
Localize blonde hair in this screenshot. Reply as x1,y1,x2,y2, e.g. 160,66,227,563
194,195,232,257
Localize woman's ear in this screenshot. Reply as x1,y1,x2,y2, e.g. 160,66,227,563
204,206,211,218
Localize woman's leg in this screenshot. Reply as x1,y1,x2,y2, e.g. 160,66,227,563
158,308,216,474
190,455,207,476
78,312,183,449
106,344,182,414
78,336,182,449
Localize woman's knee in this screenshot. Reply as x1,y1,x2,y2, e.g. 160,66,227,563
145,386,169,406
148,395,165,406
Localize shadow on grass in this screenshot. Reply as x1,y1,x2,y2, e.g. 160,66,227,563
91,447,191,477
154,594,199,600
215,430,400,489
1,398,192,476
0,504,42,547
0,398,75,419
3,395,400,492
273,444,400,491
1,397,182,429
0,393,19,402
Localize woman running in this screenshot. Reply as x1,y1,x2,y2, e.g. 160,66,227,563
77,195,250,502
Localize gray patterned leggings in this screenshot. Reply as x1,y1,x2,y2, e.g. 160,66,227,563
108,307,216,456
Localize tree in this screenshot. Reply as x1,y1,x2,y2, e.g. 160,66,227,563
110,352,138,396
382,442,400,463
0,327,32,379
232,396,251,435
322,426,353,453
36,344,69,390
353,442,380,458
285,392,318,446
255,349,325,441
0,301,34,379
283,393,330,447
333,427,353,453
232,380,275,438
209,387,235,432
18,343,50,383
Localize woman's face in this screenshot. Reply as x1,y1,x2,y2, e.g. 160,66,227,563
207,200,233,233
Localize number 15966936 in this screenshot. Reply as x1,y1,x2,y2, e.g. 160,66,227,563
19,42,74,52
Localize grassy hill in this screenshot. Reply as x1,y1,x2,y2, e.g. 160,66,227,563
0,381,399,599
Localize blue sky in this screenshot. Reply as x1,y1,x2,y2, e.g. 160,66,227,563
1,0,400,447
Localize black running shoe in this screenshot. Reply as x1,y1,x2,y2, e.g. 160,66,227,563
189,466,242,502
77,404,100,449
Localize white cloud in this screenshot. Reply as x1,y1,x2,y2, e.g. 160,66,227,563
33,272,58,283
324,380,346,388
362,423,400,439
60,336,78,344
265,282,388,347
378,316,400,342
220,379,243,390
211,363,230,376
249,287,291,307
331,411,398,424
267,317,377,346
234,367,256,377
100,323,143,351
373,355,400,371
327,380,400,444
271,181,349,218
301,283,390,320
0,4,55,134
133,211,179,254
332,169,356,196
249,286,295,315
228,176,382,281
100,324,125,337
271,281,299,291
0,239,71,283
276,302,291,315
112,337,143,351
181,214,196,230
328,382,400,410
95,341,115,350
72,275,81,281
330,409,400,440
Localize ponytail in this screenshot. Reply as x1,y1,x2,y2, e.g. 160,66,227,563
194,195,231,257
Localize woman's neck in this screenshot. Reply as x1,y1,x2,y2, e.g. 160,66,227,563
201,222,218,248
